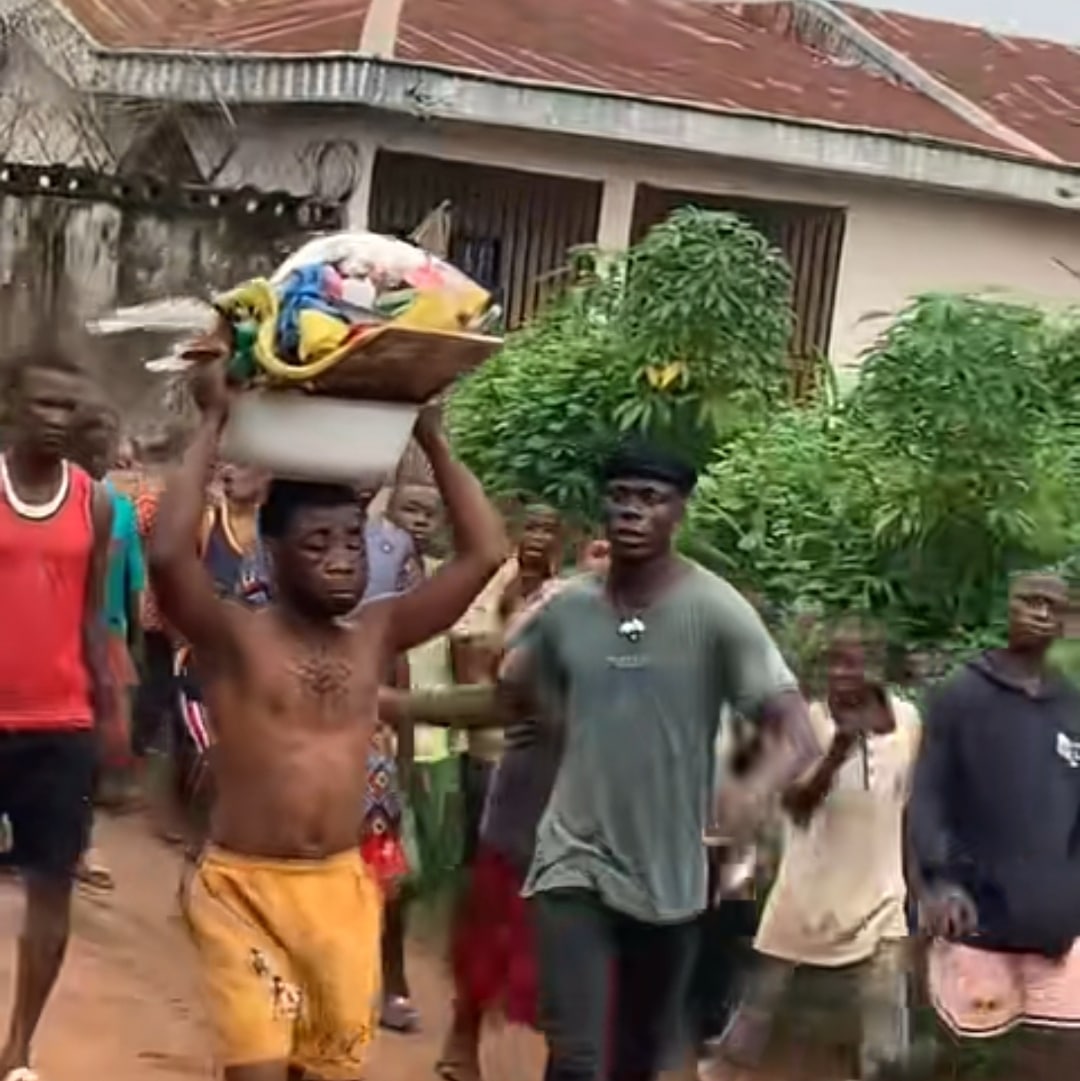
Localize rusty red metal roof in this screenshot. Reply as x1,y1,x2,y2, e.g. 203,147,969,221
59,0,372,52
395,0,1008,152
842,4,1080,164
55,0,1035,157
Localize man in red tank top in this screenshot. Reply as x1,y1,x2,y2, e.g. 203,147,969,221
0,342,114,1081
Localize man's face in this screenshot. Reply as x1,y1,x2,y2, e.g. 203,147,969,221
72,416,118,480
519,506,561,571
392,485,442,548
115,437,135,470
222,464,269,507
602,477,683,563
826,637,870,707
272,503,367,618
1008,577,1067,650
14,367,85,459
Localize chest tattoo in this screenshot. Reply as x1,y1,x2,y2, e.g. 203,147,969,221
292,643,353,711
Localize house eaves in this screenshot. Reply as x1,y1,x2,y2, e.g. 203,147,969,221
17,0,1080,214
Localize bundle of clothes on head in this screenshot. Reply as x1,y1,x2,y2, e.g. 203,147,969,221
88,230,502,388
212,231,502,383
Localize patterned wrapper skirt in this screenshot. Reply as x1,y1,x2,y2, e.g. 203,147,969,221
361,727,409,897
451,843,538,1027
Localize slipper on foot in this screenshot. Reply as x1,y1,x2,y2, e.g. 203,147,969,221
380,995,420,1033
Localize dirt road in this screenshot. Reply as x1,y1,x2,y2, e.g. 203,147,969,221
0,815,546,1081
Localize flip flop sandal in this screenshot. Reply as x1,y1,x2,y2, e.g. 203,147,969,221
380,995,420,1033
76,859,115,892
4,1068,41,1081
435,1060,481,1081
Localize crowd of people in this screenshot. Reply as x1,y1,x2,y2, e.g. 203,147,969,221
1,341,1080,1081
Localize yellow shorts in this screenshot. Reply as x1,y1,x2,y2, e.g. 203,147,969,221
183,845,382,1079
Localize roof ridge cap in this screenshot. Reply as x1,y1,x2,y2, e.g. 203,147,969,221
359,0,405,57
797,0,1063,164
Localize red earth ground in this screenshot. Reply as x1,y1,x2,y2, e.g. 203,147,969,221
0,814,553,1081
2,816,882,1080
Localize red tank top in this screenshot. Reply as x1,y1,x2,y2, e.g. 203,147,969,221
0,460,94,730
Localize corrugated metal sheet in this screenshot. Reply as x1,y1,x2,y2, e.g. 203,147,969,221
369,150,602,328
395,0,1007,153
632,184,845,380
57,0,371,52
55,0,1010,154
842,4,1080,165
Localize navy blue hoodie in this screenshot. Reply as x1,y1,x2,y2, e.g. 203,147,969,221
909,650,1080,957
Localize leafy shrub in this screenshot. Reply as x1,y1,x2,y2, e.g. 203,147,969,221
449,208,794,520
690,293,1080,652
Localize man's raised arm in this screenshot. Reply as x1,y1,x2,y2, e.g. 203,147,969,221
148,362,238,657
387,407,509,653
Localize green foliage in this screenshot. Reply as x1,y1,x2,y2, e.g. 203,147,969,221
614,208,792,449
454,211,1080,662
448,207,794,519
690,293,1080,652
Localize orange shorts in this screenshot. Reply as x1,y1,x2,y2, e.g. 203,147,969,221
929,939,1080,1039
183,846,382,1078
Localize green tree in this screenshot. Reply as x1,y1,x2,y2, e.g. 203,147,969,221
687,294,1080,651
448,208,794,518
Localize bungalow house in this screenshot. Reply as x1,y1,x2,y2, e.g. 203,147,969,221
2,0,1078,372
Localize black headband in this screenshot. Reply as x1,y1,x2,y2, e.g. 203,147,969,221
601,442,698,497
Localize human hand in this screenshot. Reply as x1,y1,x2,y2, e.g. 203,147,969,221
712,778,774,845
832,683,891,736
413,402,445,450
188,358,232,419
579,539,611,574
919,883,978,939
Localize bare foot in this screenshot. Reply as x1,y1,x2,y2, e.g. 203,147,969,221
436,1002,484,1081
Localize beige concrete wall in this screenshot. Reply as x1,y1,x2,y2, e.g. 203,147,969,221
831,190,1080,373
195,110,1080,371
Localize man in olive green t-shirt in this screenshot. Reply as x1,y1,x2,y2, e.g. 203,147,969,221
501,443,815,1081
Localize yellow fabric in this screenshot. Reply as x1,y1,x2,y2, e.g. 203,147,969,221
183,846,382,1079
213,270,493,385
297,308,352,364
754,696,921,967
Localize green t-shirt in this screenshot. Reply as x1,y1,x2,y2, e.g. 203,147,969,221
519,563,796,923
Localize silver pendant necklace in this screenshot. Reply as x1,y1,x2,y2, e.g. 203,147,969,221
617,615,646,643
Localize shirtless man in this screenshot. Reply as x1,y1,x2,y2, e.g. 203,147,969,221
149,361,507,1081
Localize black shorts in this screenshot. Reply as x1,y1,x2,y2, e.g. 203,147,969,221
0,729,95,879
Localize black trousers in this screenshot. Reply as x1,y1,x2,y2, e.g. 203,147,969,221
689,898,759,1046
460,753,494,865
535,889,699,1081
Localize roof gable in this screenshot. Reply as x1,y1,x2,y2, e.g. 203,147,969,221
841,4,1080,163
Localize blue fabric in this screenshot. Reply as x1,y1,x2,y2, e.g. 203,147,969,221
202,511,272,608
363,519,416,602
276,265,346,360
